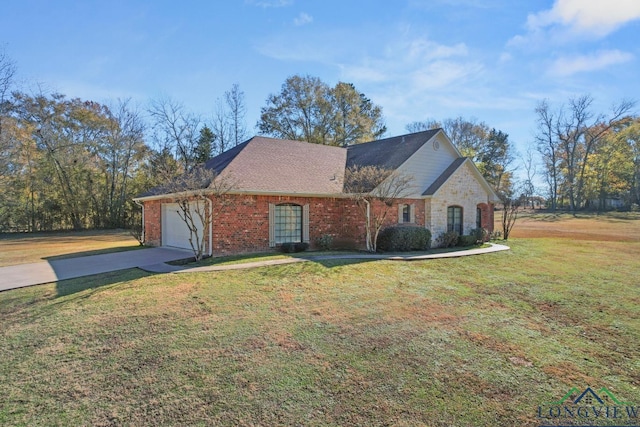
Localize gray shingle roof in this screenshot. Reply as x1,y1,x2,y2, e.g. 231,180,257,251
345,129,440,169
422,157,467,196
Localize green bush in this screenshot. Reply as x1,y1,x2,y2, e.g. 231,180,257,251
457,234,478,247
439,230,459,248
376,226,431,252
279,242,309,253
315,234,333,251
469,227,488,243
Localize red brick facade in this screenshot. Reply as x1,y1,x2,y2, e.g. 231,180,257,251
143,194,426,255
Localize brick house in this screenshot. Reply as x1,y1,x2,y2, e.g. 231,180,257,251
134,129,498,255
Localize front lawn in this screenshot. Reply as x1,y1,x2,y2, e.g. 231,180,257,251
0,215,639,426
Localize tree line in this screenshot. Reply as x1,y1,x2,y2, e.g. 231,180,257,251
4,48,634,234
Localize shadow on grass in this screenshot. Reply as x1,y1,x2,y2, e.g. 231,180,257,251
54,268,153,298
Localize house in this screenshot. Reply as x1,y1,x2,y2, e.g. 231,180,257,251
134,129,498,255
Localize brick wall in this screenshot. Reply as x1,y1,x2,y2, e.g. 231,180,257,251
143,194,425,255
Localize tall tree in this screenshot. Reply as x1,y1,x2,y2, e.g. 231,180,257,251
258,75,386,146
148,97,200,171
193,125,215,163
534,100,561,211
225,83,248,147
534,95,635,211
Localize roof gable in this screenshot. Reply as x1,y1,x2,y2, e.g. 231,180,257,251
423,158,500,201
345,129,440,170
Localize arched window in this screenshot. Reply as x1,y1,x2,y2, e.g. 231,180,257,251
476,207,482,229
447,206,463,235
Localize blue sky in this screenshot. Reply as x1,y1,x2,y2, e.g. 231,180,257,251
1,0,639,161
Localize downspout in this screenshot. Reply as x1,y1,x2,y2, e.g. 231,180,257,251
364,198,371,251
134,200,144,245
207,197,213,257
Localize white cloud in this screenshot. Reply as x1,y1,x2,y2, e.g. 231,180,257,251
293,12,313,26
549,49,634,76
527,0,640,37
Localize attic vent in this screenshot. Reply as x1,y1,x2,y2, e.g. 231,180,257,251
401,136,405,143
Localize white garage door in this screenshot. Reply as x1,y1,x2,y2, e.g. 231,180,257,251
162,202,205,250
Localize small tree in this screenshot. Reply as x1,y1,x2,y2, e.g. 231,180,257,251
163,166,235,261
344,165,414,252
501,196,522,240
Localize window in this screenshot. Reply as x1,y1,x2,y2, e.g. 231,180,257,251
269,203,309,247
398,203,415,224
476,207,482,229
275,204,302,244
447,206,463,234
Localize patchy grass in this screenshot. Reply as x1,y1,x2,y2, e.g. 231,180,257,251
0,229,141,267
0,216,639,426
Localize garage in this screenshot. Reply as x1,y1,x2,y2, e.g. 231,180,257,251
161,202,205,250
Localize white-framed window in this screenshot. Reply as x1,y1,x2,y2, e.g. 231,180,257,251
269,203,309,247
398,203,416,224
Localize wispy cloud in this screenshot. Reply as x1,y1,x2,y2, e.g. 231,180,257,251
527,0,640,37
246,0,293,8
549,50,634,76
293,12,313,26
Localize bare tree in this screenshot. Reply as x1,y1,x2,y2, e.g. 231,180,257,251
536,96,635,212
162,166,236,261
344,165,414,252
148,97,200,171
501,195,521,240
225,83,248,147
211,97,231,155
520,146,537,209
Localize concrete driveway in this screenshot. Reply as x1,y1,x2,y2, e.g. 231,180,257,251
0,247,193,292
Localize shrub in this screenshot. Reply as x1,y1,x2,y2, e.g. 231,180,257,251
279,242,309,253
377,226,431,252
315,234,333,251
457,234,478,247
469,227,489,244
490,230,503,240
438,230,459,248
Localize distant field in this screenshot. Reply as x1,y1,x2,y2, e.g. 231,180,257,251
509,210,640,241
0,230,140,267
0,213,638,426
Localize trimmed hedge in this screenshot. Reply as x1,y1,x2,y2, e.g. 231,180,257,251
377,226,431,252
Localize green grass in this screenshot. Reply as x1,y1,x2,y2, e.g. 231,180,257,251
1,236,639,426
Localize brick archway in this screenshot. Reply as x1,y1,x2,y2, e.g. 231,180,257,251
477,202,494,233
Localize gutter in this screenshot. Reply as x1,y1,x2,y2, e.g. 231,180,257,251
133,199,145,244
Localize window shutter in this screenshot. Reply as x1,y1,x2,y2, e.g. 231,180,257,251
268,203,275,247
410,204,415,223
302,204,310,243
398,204,404,224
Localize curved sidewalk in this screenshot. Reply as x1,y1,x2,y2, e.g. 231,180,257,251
172,243,510,274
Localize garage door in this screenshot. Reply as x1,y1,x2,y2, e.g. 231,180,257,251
162,202,205,250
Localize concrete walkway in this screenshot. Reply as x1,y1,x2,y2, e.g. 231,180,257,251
0,247,193,292
174,243,510,274
0,244,510,293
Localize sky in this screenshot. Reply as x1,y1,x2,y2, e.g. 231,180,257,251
1,0,639,166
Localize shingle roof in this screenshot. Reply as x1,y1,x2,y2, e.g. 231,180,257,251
345,129,440,169
422,157,467,196
218,136,346,194
136,130,461,199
